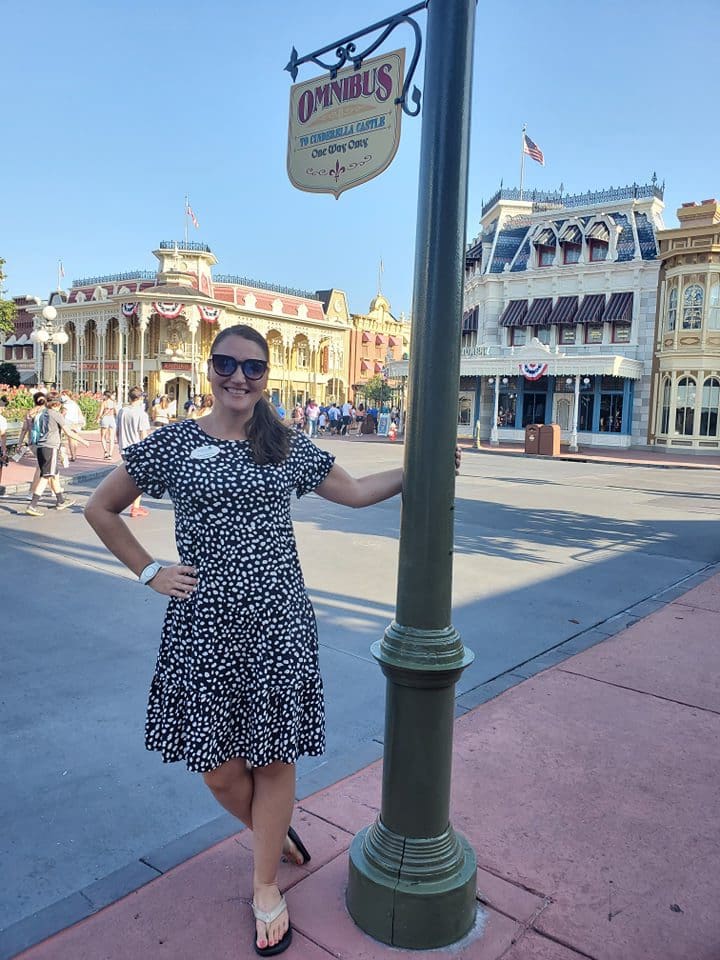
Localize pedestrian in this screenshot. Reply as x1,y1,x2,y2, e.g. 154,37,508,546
99,391,118,460
116,386,151,518
290,403,304,432
317,410,327,435
305,399,319,438
0,397,8,489
153,395,171,428
84,324,456,956
275,401,286,420
60,391,86,461
25,393,90,517
340,398,352,436
327,403,340,435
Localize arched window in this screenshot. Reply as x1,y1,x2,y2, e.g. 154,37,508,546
700,377,720,437
660,377,671,434
675,376,696,435
267,332,284,366
708,280,720,331
294,336,309,368
666,287,678,332
682,284,703,330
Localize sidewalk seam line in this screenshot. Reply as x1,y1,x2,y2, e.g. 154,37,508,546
556,669,720,715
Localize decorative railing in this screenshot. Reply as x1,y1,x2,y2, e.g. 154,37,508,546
71,270,157,287
213,275,318,300
159,240,213,253
482,182,665,217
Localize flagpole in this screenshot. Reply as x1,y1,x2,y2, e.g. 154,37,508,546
519,123,527,201
184,194,189,248
57,260,63,291
378,257,384,295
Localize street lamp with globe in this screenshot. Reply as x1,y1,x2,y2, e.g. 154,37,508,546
30,305,69,387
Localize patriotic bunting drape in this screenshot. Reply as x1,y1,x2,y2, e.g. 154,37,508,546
519,361,548,380
153,301,184,319
121,302,138,317
198,305,221,323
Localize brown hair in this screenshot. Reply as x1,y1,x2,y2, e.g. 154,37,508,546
210,324,292,465
128,386,144,401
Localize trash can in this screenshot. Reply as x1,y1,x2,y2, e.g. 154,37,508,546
524,424,540,454
539,423,561,456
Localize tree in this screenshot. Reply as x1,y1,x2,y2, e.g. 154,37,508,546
362,374,392,405
0,362,20,386
0,259,17,336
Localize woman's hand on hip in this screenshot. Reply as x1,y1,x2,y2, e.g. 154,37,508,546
151,565,198,598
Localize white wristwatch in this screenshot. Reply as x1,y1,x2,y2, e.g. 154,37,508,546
138,561,162,585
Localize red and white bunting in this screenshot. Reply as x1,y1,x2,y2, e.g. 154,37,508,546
121,302,138,317
519,361,548,381
198,305,221,324
153,301,184,319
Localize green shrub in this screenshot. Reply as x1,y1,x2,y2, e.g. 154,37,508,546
77,395,100,430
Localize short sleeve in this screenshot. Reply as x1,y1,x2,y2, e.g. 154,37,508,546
291,432,336,498
123,428,170,499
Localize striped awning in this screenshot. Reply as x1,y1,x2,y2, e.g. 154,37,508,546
560,225,582,244
361,359,370,372
533,228,556,246
547,296,579,325
498,300,528,327
375,334,385,346
525,297,553,327
462,307,479,331
362,331,371,343
603,291,633,322
576,293,606,324
388,335,399,347
587,221,610,241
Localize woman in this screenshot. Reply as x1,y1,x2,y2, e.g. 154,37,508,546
85,325,453,956
98,391,117,459
189,394,214,419
290,403,304,432
152,395,171,428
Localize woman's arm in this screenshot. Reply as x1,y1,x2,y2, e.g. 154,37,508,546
315,446,462,509
84,466,197,598
316,463,403,508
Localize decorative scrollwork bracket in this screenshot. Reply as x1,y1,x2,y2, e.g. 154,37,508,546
285,2,428,118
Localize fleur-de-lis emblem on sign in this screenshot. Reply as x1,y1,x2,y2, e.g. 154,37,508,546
330,159,346,183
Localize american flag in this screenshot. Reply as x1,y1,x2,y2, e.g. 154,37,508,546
186,203,199,229
523,134,545,166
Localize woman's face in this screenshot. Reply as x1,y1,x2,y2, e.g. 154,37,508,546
207,334,269,419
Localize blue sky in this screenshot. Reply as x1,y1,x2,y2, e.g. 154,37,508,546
3,0,718,317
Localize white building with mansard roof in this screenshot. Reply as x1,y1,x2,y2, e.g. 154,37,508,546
388,181,665,449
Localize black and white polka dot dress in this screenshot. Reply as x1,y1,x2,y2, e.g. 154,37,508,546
123,419,335,773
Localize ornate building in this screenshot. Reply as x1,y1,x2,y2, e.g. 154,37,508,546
6,242,352,408
347,293,410,403
649,199,720,449
455,182,665,447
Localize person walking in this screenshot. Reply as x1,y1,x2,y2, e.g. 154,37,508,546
99,391,118,460
25,393,89,516
152,395,171,428
290,403,304,432
305,399,319,438
116,386,151,518
84,324,460,956
60,392,86,461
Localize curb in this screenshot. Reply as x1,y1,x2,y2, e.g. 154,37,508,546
0,466,114,498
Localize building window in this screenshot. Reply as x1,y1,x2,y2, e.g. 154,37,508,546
588,240,608,262
700,377,720,437
585,324,603,344
522,379,547,427
537,245,555,267
497,379,517,427
295,339,310,367
268,336,284,365
457,393,473,426
666,286,678,332
563,243,581,264
675,376,696,435
660,377,671,434
559,325,577,345
599,393,624,432
535,326,551,345
612,322,631,343
511,327,527,346
708,281,720,330
579,394,594,431
682,284,703,330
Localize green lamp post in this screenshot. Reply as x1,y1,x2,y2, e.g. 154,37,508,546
346,0,478,949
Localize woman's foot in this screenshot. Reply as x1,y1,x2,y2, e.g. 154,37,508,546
282,826,310,865
252,883,291,954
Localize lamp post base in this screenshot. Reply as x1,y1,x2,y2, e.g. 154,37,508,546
347,821,477,948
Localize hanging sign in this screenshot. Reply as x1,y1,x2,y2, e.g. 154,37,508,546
519,362,548,381
287,48,405,199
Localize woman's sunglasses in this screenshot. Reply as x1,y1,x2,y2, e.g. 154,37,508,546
209,355,269,380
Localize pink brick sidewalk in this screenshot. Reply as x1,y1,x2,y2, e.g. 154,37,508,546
14,572,720,959
0,431,117,493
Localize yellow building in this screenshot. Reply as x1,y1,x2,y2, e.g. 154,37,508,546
651,200,720,449
347,294,410,403
28,241,352,410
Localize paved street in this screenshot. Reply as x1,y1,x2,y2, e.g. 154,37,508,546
2,439,719,937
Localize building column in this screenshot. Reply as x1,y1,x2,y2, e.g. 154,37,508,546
490,376,500,445
569,374,580,451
